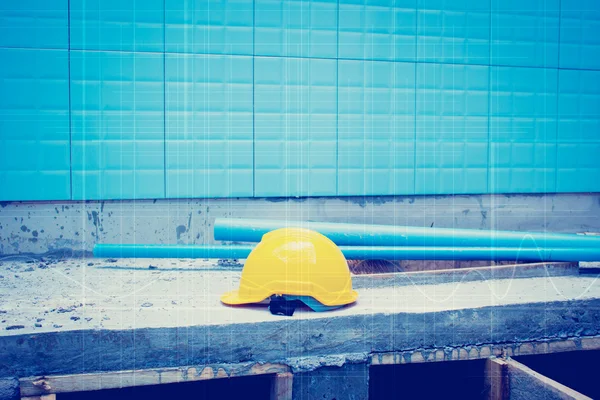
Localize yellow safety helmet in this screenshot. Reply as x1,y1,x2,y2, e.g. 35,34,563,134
221,227,358,313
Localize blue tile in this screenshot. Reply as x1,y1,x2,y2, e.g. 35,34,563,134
0,49,70,201
489,66,558,193
491,0,559,68
560,0,600,70
338,59,416,195
70,51,165,200
557,69,600,192
70,0,164,52
339,0,417,62
255,0,337,58
165,54,253,198
166,0,253,55
0,0,68,49
417,0,490,65
254,57,337,197
416,63,489,194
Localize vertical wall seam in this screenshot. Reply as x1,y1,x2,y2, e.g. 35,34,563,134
413,2,418,195
68,0,73,200
487,0,492,195
336,0,339,196
554,0,562,193
252,0,256,197
163,0,167,199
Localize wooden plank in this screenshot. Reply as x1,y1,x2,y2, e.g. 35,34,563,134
485,358,508,400
20,362,290,396
270,372,293,400
579,261,600,274
22,395,56,400
504,358,591,400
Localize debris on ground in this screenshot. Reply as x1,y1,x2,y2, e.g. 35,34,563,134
56,304,82,313
218,259,242,267
6,325,24,330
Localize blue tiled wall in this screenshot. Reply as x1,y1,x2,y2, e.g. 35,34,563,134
0,0,599,201
165,54,254,198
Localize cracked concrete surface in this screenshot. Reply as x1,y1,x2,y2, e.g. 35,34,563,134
0,258,595,334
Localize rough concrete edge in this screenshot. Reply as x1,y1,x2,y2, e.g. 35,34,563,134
0,378,18,400
352,262,579,289
15,335,600,397
369,335,600,366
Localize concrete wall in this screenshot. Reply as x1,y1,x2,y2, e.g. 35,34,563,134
1,193,600,256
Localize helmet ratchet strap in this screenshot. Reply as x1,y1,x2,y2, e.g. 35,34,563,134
269,295,300,317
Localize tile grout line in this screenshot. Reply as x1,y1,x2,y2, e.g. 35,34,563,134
3,43,598,72
163,0,167,199
68,0,73,201
252,0,256,197
413,5,418,196
487,0,492,195
554,0,562,193
336,0,339,196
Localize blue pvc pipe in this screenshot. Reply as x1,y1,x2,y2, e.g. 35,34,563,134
94,244,254,259
93,244,600,262
214,218,600,249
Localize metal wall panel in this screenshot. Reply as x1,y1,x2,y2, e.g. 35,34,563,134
491,0,559,68
490,66,558,193
339,0,417,62
70,51,165,200
560,0,600,70
165,0,254,55
0,0,68,49
71,0,164,52
1,0,599,201
557,69,600,192
165,54,254,198
0,49,70,201
254,57,337,197
415,63,489,194
338,60,415,195
417,0,490,65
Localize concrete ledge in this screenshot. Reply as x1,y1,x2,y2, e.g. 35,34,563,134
2,258,600,383
2,291,600,378
370,335,600,366
353,261,579,289
2,193,600,255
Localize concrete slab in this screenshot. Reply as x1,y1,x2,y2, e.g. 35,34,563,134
1,258,600,380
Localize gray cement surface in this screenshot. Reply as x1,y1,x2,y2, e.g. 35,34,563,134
2,193,600,255
1,258,600,380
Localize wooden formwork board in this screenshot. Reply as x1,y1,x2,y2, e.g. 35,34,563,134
485,358,591,400
20,362,290,398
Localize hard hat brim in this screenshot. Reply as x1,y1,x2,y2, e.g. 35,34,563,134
220,289,269,305
221,288,359,307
